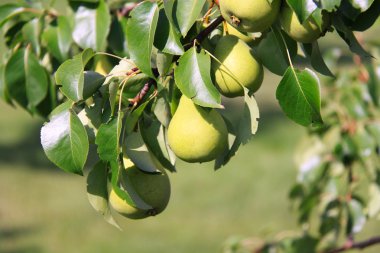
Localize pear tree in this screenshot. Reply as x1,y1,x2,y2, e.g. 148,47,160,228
1,0,380,252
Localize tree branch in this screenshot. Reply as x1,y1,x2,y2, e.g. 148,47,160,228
325,236,380,253
184,15,224,50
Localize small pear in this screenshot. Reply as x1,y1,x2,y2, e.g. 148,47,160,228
109,158,171,219
167,96,228,163
212,35,263,97
280,5,330,43
220,0,281,32
94,55,113,76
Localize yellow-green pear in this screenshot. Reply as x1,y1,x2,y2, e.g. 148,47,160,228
220,0,281,32
280,6,330,43
109,158,170,219
94,55,113,76
167,96,228,163
212,35,263,97
226,23,254,44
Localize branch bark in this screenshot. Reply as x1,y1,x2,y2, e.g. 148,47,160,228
325,236,380,253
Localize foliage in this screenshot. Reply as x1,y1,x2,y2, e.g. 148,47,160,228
0,0,379,251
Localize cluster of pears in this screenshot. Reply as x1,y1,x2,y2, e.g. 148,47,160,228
167,0,331,164
109,157,171,219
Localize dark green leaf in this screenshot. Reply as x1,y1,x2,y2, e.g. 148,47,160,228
367,60,380,106
55,48,95,102
332,15,372,58
5,49,27,108
348,0,380,31
303,42,334,77
72,0,111,51
156,51,174,77
163,0,206,37
154,8,184,55
126,1,159,78
24,47,49,107
174,47,222,108
254,27,297,76
41,108,89,175
276,67,323,126
83,71,105,99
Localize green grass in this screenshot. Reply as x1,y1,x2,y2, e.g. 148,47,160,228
1,99,379,253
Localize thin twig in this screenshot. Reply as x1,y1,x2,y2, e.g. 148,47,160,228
325,236,380,253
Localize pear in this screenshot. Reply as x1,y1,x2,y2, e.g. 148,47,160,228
220,0,281,33
212,35,263,97
225,23,254,44
280,5,330,43
109,158,171,219
94,55,113,76
167,96,228,163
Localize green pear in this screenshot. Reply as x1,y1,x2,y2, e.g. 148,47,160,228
220,0,281,32
212,35,263,97
109,158,171,219
167,96,228,163
280,5,330,43
226,23,254,44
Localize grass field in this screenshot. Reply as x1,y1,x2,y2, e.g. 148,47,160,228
1,72,380,253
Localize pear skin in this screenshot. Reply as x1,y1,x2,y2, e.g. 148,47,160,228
167,96,228,163
109,160,170,219
212,35,263,97
220,0,281,32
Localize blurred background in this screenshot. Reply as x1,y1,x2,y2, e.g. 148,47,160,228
1,2,380,253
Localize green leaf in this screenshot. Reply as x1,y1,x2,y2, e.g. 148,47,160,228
286,0,317,23
110,160,153,211
5,48,49,110
124,100,151,134
163,0,206,37
55,48,95,102
215,93,259,169
156,51,174,77
41,108,89,175
126,1,159,78
140,118,176,172
22,18,42,56
42,16,73,62
321,0,341,11
154,8,184,55
348,0,380,31
95,116,122,163
24,47,49,107
5,49,27,108
87,161,120,229
124,130,162,173
368,183,380,217
332,15,372,58
276,67,323,126
174,47,222,108
346,199,366,234
72,0,111,51
83,71,105,99
303,41,334,77
254,27,297,76
0,4,25,28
